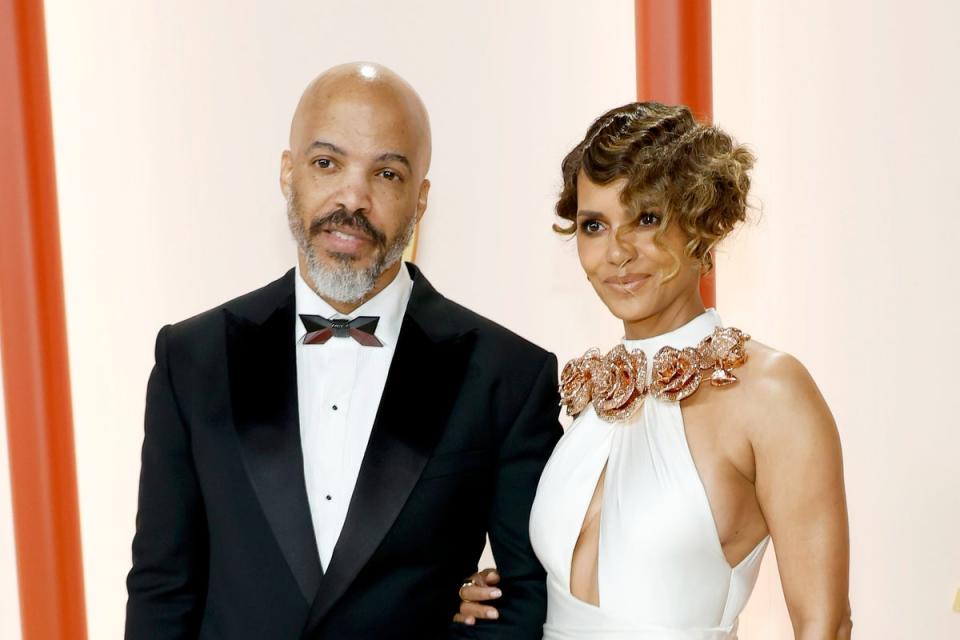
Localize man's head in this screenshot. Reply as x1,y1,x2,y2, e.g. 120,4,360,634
281,62,432,311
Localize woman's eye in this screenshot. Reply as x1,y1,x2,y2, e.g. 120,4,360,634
313,158,332,169
638,212,661,226
580,220,604,234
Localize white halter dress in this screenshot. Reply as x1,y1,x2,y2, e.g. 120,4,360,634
529,310,768,640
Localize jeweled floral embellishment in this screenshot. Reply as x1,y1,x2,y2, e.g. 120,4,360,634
590,345,647,421
559,346,646,421
650,346,702,402
560,348,601,416
697,327,750,387
559,325,750,423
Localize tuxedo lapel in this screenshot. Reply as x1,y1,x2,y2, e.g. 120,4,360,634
227,271,323,605
303,266,476,632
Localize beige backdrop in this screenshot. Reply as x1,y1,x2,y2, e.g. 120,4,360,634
1,0,958,638
713,2,960,637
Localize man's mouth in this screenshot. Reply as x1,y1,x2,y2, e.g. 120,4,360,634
317,225,374,253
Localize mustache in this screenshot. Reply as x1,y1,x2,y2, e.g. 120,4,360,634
309,208,386,247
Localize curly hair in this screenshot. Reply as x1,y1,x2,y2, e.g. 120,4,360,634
555,102,754,274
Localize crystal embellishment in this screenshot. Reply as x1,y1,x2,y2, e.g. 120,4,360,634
559,326,750,423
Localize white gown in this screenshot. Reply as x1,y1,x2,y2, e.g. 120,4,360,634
529,310,768,640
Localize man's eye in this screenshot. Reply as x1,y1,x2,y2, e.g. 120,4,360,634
379,169,400,181
313,158,332,169
638,212,661,226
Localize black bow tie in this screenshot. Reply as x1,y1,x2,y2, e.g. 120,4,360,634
299,314,384,347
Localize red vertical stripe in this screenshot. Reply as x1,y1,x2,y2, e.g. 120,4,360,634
0,0,88,638
634,0,716,307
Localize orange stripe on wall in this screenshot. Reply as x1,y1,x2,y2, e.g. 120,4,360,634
0,0,88,638
634,0,716,307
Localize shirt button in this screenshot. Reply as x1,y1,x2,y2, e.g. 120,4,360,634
325,495,332,501
332,405,338,411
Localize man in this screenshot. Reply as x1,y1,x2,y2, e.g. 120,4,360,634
125,62,562,639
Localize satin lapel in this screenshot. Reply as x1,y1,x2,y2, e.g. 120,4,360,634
302,312,475,631
227,290,322,605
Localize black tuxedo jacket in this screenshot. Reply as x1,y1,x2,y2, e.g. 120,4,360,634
125,264,562,639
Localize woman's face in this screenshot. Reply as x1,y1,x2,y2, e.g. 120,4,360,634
575,171,704,336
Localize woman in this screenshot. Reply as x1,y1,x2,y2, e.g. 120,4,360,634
454,102,852,639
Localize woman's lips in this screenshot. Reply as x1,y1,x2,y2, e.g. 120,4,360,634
604,274,651,294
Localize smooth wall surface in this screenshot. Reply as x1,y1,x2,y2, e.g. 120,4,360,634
714,1,960,638
42,1,631,637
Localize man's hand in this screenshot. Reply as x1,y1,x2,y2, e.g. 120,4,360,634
452,568,503,625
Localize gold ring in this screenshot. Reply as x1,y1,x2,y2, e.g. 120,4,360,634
459,579,476,602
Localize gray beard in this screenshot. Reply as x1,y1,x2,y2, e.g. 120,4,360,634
286,196,416,304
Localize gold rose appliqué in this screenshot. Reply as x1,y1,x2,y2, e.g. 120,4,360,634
559,326,750,422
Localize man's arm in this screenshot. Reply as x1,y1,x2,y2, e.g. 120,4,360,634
450,353,562,639
125,326,208,639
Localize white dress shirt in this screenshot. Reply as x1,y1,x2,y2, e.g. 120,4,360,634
294,264,413,570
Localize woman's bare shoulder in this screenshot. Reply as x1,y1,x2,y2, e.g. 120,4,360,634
741,340,817,394
736,340,836,444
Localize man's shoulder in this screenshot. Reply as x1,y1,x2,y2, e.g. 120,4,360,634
432,294,552,368
163,269,294,341
409,266,551,367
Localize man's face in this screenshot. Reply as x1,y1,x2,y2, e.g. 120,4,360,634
282,87,430,303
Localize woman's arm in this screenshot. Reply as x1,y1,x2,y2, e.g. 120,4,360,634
752,352,852,639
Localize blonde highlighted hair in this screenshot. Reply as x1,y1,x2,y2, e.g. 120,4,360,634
555,102,754,275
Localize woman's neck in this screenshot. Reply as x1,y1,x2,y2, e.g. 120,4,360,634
622,294,706,340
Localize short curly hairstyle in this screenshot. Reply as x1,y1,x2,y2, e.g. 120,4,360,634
555,102,754,274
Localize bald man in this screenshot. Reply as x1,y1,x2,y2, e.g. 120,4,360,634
125,63,561,639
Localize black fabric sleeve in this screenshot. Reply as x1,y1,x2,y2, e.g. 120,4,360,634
125,326,208,639
449,353,563,639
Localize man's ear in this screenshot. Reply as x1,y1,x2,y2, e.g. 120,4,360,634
280,150,293,200
415,178,431,222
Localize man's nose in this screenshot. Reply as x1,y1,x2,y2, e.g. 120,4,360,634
334,171,373,214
